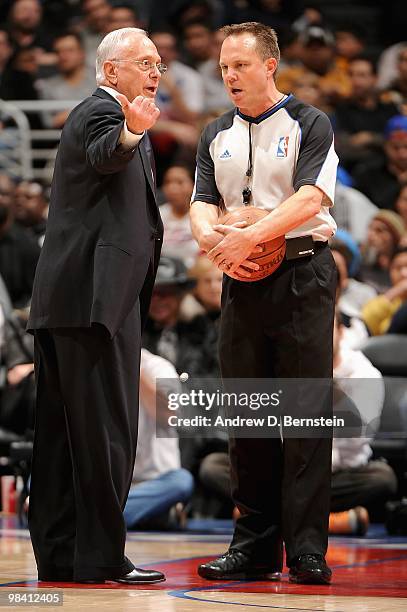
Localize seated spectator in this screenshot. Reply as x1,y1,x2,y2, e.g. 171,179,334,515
334,23,367,71
332,181,378,244
272,27,302,73
186,256,222,377
377,42,407,90
353,115,407,210
36,32,95,129
359,210,406,293
181,20,214,70
0,173,41,310
331,240,377,319
329,312,397,533
362,247,407,335
190,256,222,319
159,164,199,267
77,0,111,68
290,71,329,113
151,28,204,123
14,180,47,246
6,0,56,67
124,348,194,531
0,311,35,436
331,230,371,349
0,45,43,129
197,28,233,115
198,312,398,531
277,25,351,110
148,29,201,181
143,256,214,376
395,182,407,226
107,1,142,31
381,44,407,115
334,57,398,170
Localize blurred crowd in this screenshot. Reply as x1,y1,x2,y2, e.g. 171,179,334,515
1,0,407,534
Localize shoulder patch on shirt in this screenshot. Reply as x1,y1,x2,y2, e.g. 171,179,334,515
219,149,232,159
277,136,289,158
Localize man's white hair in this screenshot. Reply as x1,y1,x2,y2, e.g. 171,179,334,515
95,27,147,85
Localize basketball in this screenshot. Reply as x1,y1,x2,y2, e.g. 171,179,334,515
218,207,286,282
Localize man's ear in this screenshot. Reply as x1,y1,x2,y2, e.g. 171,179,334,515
266,57,277,78
104,60,118,85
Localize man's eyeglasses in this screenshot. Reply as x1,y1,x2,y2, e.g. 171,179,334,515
111,59,168,74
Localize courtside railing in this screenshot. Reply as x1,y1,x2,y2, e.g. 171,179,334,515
0,100,78,182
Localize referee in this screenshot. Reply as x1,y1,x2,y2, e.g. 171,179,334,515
190,22,338,585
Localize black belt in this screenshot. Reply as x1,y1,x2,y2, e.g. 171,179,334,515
285,236,327,260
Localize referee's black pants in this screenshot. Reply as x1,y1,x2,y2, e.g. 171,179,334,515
219,244,337,568
28,305,140,581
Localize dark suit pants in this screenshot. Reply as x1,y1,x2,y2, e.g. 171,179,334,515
28,307,140,581
219,245,337,568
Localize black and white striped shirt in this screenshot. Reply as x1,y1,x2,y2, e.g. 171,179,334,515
192,94,338,241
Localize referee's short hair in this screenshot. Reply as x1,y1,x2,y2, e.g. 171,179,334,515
219,22,280,64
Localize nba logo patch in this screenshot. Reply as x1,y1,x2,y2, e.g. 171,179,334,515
277,136,289,157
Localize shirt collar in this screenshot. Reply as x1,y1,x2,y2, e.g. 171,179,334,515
99,85,122,103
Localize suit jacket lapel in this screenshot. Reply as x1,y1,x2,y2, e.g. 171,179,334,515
92,88,156,199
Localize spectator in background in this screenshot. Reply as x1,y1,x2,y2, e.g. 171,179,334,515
1,310,35,436
353,115,407,210
362,246,407,335
159,164,199,268
36,32,95,129
334,57,398,170
377,41,407,89
147,29,201,184
0,28,12,83
78,0,111,67
187,256,222,376
124,348,194,531
381,44,407,115
331,239,377,320
277,27,302,72
198,310,397,533
0,173,40,310
6,0,55,66
0,45,43,129
334,23,366,70
329,312,397,533
107,1,142,31
198,28,233,115
332,181,378,245
14,180,48,246
395,182,407,225
143,256,214,377
277,26,351,110
190,256,222,319
181,20,213,69
151,29,204,122
359,210,406,293
289,71,329,113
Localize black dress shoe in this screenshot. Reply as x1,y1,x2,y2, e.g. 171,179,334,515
198,550,281,581
110,568,165,584
288,554,332,585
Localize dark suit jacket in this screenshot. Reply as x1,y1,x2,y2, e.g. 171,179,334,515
27,88,163,337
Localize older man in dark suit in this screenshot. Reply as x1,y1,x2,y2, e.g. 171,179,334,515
27,27,165,584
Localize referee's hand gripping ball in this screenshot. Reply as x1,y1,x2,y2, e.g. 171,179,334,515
208,207,286,282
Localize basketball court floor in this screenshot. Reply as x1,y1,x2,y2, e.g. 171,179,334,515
0,517,406,611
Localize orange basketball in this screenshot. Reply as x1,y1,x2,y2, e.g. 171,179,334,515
218,207,286,282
